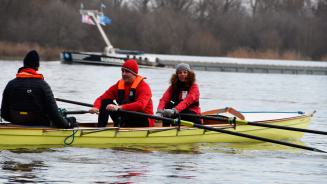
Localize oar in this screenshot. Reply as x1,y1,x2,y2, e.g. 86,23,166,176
118,109,326,153
180,113,327,136
65,110,90,115
55,98,326,153
55,98,176,122
56,98,93,107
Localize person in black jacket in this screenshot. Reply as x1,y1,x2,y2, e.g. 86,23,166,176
0,50,77,128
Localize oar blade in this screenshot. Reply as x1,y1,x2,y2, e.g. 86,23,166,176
181,120,326,153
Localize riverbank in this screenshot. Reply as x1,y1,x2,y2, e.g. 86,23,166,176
0,41,65,61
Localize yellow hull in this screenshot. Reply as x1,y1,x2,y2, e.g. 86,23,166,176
0,113,312,146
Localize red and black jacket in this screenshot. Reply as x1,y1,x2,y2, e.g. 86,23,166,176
93,75,154,127
157,82,201,114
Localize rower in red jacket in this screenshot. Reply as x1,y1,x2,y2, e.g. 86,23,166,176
156,63,201,126
89,59,154,127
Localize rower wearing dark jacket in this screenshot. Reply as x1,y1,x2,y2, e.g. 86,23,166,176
156,63,201,126
0,50,77,128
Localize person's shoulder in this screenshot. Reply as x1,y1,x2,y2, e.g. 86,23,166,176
140,79,150,86
190,82,199,90
192,81,199,86
33,79,52,89
7,78,17,84
33,78,49,84
110,80,120,88
4,78,16,89
136,79,151,90
6,77,28,86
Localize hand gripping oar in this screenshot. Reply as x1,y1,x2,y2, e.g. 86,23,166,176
55,98,326,153
179,113,327,136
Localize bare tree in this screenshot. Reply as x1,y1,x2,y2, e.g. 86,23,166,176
152,0,194,14
1,0,326,60
131,0,151,13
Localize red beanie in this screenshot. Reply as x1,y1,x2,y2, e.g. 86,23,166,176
122,59,138,75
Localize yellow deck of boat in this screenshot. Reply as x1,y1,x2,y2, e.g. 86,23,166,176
0,112,313,146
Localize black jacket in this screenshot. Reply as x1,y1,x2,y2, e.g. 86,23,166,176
1,77,71,128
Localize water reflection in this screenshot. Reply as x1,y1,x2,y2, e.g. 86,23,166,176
0,145,64,152
199,141,307,154
2,160,47,183
4,148,58,154
116,171,144,178
2,160,45,172
0,140,308,154
114,170,145,184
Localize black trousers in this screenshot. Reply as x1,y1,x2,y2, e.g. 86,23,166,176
162,108,202,127
98,99,149,127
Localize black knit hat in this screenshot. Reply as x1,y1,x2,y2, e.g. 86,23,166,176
23,50,40,69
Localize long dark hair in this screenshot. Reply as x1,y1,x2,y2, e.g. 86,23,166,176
170,71,196,88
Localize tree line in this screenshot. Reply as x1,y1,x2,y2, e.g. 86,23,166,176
0,0,327,61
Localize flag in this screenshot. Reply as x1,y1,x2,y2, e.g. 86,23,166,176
97,15,112,26
82,14,95,25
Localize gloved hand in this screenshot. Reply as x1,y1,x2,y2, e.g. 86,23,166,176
155,110,164,117
58,108,68,117
65,117,78,128
162,108,178,117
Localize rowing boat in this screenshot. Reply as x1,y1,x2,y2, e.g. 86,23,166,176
0,111,314,146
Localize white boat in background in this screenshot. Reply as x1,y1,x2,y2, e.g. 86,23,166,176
60,6,159,67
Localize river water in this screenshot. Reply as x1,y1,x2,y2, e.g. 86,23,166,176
0,60,327,183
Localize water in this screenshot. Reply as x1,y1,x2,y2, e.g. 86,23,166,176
1,60,327,183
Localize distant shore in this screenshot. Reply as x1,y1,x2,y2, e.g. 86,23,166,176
0,41,65,61
0,41,326,62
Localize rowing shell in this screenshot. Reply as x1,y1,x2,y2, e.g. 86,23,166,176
0,111,313,146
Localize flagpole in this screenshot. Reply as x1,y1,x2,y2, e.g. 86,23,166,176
89,13,115,54
80,3,115,55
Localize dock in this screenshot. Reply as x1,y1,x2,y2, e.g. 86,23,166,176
139,54,327,75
